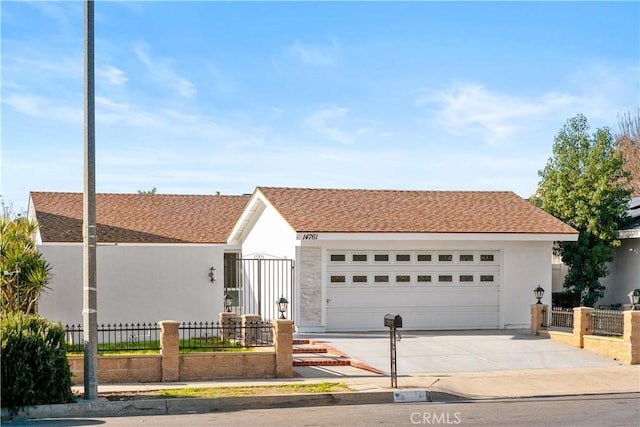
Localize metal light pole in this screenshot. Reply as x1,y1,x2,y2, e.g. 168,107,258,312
83,0,98,401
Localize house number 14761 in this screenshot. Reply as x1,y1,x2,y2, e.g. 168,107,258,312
302,234,318,240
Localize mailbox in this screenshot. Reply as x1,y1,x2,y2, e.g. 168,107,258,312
384,314,402,328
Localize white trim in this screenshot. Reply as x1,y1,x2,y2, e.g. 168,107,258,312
297,232,578,242
619,228,640,239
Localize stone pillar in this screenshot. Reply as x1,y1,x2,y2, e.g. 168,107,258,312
219,312,240,342
159,320,180,382
573,307,593,348
530,304,548,335
622,310,640,364
273,319,293,378
242,314,262,346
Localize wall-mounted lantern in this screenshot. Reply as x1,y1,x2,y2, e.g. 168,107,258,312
276,296,289,319
208,266,216,284
533,285,545,304
224,293,233,312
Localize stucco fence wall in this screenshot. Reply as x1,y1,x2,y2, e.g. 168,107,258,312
67,319,293,385
531,305,640,364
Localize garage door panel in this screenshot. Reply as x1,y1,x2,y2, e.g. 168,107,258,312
327,287,499,308
327,306,499,331
325,249,501,331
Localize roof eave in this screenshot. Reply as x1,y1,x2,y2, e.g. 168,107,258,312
295,232,580,242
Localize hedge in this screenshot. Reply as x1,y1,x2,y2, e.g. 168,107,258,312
1,312,75,412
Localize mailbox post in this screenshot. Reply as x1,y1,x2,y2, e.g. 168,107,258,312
384,314,402,388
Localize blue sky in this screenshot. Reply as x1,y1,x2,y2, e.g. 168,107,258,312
2,1,639,212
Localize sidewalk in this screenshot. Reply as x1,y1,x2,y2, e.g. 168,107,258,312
70,364,638,399
3,334,639,421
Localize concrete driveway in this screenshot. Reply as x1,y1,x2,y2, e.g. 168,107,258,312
297,329,622,375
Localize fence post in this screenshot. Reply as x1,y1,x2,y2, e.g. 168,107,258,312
273,319,293,378
242,314,262,346
623,310,640,364
530,304,548,335
572,307,592,348
219,311,240,341
159,320,180,382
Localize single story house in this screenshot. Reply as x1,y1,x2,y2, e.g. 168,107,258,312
28,192,250,326
228,187,578,332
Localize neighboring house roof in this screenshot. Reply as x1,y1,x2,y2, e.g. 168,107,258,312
29,192,250,244
619,197,640,238
251,187,578,235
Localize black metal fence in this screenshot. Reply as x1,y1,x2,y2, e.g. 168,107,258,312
65,323,161,352
179,320,273,350
65,320,273,353
591,309,624,336
549,307,574,329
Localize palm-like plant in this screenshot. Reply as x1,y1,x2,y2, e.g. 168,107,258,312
0,216,51,315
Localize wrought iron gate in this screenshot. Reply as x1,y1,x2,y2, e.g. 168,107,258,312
226,255,294,321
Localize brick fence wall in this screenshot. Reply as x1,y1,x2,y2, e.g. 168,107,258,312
532,304,640,364
68,318,293,385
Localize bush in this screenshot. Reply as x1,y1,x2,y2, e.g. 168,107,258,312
552,291,581,308
1,312,75,412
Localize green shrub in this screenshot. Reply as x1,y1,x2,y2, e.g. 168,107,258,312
1,312,75,412
552,291,581,308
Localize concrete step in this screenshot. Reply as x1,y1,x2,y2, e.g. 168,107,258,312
293,346,328,354
293,358,352,367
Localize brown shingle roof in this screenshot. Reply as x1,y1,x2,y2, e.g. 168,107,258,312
30,192,250,243
257,187,578,235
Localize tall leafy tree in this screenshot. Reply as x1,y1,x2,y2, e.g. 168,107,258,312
0,214,51,315
537,114,631,307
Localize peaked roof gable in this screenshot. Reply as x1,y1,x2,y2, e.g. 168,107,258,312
30,192,250,244
255,187,578,235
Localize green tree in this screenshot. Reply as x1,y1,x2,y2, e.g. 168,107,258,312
0,214,51,315
536,114,631,307
138,187,157,194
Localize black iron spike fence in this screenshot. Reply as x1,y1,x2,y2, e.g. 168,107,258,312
549,307,574,330
65,320,273,353
591,309,624,336
179,320,273,350
65,322,161,352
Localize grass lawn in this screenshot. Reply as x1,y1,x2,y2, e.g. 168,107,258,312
100,382,351,401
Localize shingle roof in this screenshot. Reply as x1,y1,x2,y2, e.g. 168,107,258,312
257,187,578,235
30,192,250,243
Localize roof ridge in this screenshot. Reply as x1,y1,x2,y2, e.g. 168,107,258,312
258,186,516,194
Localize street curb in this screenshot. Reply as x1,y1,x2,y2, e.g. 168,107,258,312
3,390,460,421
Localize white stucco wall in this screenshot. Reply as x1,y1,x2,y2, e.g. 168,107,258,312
501,243,553,328
38,244,224,326
240,204,297,260
599,238,640,307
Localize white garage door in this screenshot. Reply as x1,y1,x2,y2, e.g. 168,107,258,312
326,250,500,331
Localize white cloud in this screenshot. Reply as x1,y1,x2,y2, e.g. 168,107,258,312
419,63,639,144
286,39,339,66
418,83,577,144
133,42,197,98
305,106,357,144
2,94,81,123
98,66,128,86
